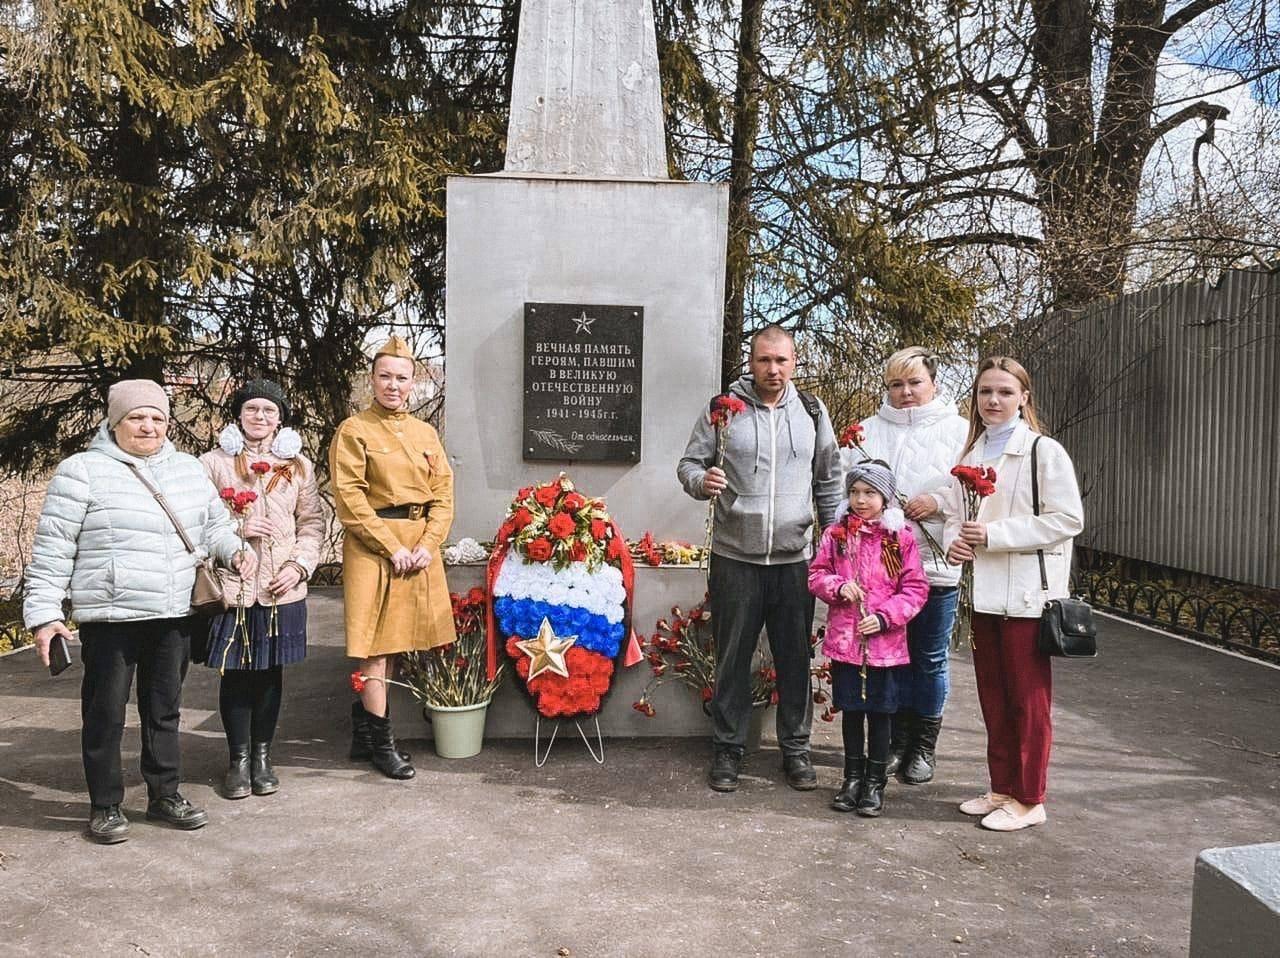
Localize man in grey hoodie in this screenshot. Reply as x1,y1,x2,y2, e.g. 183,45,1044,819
678,326,843,792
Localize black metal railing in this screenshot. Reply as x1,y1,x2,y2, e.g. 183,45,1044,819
1073,570,1280,666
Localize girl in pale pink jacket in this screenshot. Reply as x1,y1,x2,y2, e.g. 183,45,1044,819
809,460,929,817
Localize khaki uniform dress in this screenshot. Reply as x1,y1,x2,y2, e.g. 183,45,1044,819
329,403,457,658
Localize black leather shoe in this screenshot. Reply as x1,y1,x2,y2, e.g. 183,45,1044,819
350,700,411,762
885,710,916,778
87,805,130,844
830,757,865,813
222,748,251,800
146,793,209,830
900,716,942,785
250,743,279,796
856,761,888,817
707,747,743,792
783,752,818,791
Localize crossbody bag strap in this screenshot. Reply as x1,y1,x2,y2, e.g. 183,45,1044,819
1030,436,1048,592
122,461,201,557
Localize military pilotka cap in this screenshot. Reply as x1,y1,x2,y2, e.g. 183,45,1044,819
374,336,415,361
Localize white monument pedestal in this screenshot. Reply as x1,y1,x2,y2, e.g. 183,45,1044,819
443,172,728,542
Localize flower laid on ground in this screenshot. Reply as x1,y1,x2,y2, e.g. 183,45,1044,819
950,464,998,649
487,474,637,719
401,588,504,709
632,531,663,566
633,598,833,717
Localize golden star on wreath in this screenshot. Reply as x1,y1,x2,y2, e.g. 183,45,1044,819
515,617,578,680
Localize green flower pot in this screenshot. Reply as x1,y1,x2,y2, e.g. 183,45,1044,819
427,700,492,759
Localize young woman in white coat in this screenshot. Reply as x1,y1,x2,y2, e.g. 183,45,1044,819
851,348,968,784
944,357,1083,832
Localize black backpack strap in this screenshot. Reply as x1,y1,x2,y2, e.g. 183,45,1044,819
796,389,824,473
1031,436,1048,592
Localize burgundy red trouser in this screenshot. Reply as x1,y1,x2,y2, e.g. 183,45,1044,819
971,613,1053,805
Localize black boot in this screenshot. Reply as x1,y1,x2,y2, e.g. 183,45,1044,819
830,756,865,813
366,708,415,780
707,746,743,792
856,761,888,817
901,716,942,785
222,747,252,800
350,700,411,762
885,710,916,778
250,743,279,795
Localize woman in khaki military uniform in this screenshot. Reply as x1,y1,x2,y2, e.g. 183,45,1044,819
329,336,457,779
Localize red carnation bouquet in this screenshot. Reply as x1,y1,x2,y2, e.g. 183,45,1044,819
215,486,259,671
702,394,749,582
950,464,997,649
493,474,617,570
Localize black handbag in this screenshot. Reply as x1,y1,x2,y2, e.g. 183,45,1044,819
1030,437,1097,658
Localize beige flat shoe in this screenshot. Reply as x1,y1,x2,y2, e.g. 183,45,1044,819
980,801,1046,831
958,791,1012,816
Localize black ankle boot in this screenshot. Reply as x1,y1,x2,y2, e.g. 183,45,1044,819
250,743,279,795
830,756,865,813
350,700,411,762
366,708,415,780
885,710,916,778
901,716,942,785
708,746,743,792
223,747,251,799
856,760,888,817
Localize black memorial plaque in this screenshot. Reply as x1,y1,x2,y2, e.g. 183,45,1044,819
523,302,643,462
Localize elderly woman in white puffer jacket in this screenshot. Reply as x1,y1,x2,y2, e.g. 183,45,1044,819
24,380,255,845
847,347,969,787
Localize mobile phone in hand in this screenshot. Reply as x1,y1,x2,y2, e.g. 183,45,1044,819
49,634,72,676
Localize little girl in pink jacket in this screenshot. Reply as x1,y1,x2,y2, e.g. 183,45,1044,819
809,460,929,817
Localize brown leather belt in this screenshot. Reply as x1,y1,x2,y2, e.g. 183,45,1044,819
375,504,427,520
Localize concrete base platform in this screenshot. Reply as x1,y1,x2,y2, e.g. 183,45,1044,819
2,602,1278,955
1190,842,1280,956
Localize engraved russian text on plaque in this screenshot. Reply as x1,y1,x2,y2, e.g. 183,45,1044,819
523,302,643,462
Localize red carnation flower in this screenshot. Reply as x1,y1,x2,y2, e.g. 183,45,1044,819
467,586,485,605
547,512,576,540
349,670,366,693
219,487,236,501
562,492,586,512
569,540,588,562
525,537,553,562
606,536,627,561
534,484,560,509
701,686,713,702
511,506,534,531
250,460,271,475
516,486,533,500
590,518,608,542
645,550,662,567
839,423,865,448
709,393,747,428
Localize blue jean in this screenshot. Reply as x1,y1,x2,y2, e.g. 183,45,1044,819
906,586,958,718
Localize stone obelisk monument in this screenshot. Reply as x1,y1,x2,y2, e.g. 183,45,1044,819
443,0,729,544
438,1,728,737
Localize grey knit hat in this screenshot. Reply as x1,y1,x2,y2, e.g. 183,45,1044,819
845,460,896,504
229,379,291,424
107,379,170,427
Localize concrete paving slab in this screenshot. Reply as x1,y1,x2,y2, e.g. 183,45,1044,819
1,592,1277,957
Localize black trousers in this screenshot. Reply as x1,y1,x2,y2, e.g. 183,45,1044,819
78,617,194,808
708,554,815,754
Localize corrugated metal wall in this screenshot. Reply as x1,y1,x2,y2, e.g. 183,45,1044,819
1029,267,1280,589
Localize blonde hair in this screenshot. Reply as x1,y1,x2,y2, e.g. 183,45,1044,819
883,346,938,384
960,356,1047,459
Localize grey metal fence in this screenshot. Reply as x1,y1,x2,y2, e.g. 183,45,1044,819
1028,266,1280,590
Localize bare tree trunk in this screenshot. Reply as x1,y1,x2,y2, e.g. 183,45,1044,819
722,0,764,389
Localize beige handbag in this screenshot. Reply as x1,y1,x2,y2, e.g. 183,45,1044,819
123,462,231,615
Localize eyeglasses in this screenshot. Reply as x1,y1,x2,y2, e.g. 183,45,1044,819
242,405,281,420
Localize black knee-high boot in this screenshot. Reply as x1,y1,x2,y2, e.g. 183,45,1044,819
249,668,282,795
219,672,253,799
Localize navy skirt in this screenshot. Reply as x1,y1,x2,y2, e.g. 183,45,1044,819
830,661,910,714
203,599,307,671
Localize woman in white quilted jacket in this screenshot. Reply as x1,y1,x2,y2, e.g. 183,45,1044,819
944,356,1084,832
24,380,254,844
850,348,969,786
